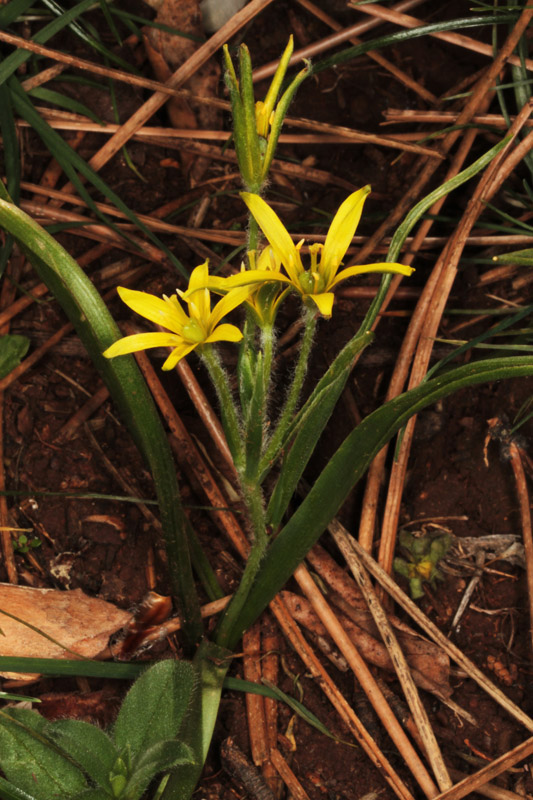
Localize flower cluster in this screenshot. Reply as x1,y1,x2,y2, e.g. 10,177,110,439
104,189,413,368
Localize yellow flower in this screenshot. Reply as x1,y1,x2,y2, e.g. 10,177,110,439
219,187,414,317
103,261,251,370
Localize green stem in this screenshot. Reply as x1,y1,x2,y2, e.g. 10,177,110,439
214,481,268,650
261,323,274,399
259,307,316,475
200,345,244,472
247,215,259,253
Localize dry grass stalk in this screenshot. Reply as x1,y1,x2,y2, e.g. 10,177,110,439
293,563,440,798
269,748,312,800
433,737,533,800
268,595,416,800
321,530,451,790
243,622,270,767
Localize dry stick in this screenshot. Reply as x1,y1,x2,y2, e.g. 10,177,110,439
331,526,533,733
293,0,437,104
358,4,533,551
253,0,428,81
376,107,533,580
311,532,451,790
0,321,73,393
55,384,110,443
269,749,311,800
20,62,66,91
243,622,270,769
13,116,442,160
177,359,238,482
383,109,533,128
261,616,281,794
20,200,171,263
349,2,533,72
268,595,415,800
293,564,440,799
507,440,533,656
433,738,533,800
447,768,527,800
0,31,201,100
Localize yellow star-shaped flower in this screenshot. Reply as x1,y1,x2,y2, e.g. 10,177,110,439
217,187,414,318
103,261,251,370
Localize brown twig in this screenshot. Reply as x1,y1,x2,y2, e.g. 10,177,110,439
349,3,533,72
243,622,270,768
292,563,440,799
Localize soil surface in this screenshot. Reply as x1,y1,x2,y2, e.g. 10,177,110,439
2,2,533,800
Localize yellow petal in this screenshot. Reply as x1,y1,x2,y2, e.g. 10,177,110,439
241,193,303,282
209,285,255,330
205,323,244,343
321,187,370,286
103,332,183,358
309,292,334,317
186,261,211,322
330,262,414,288
212,269,291,290
162,342,198,370
116,287,186,334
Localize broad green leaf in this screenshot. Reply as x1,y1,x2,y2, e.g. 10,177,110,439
0,190,202,645
123,740,195,800
0,334,29,378
0,708,87,800
113,660,196,761
159,640,230,800
228,355,533,646
0,776,40,800
48,719,118,792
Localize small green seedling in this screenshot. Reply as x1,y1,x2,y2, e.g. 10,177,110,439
393,529,452,600
0,334,30,379
13,534,42,554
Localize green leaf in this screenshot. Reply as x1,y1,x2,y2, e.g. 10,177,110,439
228,355,533,646
244,350,265,480
266,332,373,528
26,87,105,124
0,334,29,378
48,719,118,792
158,640,231,800
0,775,41,800
0,708,87,800
493,247,533,266
123,740,195,800
113,660,196,762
